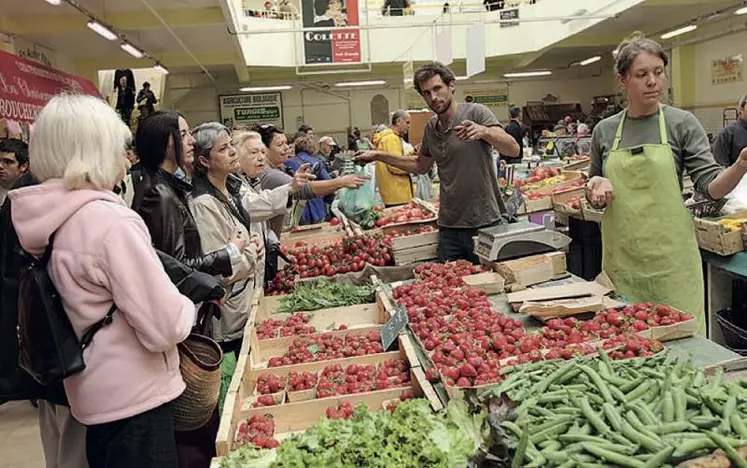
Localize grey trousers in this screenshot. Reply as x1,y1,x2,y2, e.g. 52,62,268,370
38,401,89,468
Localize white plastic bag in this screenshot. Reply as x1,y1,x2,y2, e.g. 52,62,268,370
721,175,747,216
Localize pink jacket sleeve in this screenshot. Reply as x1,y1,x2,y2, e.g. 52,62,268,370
96,214,196,353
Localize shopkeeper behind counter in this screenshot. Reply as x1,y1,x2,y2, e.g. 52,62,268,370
356,61,520,262
586,33,747,336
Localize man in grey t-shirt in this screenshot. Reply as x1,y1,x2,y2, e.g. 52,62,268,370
356,62,520,262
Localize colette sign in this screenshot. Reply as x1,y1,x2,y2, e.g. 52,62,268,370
0,49,101,123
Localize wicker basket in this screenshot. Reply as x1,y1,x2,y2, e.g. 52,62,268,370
172,333,223,432
716,308,747,356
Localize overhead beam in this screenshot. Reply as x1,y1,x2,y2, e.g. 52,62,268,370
75,52,240,76
644,0,721,5
3,8,227,36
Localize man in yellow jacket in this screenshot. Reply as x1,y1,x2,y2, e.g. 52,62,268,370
373,110,414,207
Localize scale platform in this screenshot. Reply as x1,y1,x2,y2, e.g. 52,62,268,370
474,221,571,263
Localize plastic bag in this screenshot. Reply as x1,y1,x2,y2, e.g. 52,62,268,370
721,175,747,216
338,167,377,228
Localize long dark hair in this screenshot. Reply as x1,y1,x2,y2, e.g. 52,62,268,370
136,110,184,170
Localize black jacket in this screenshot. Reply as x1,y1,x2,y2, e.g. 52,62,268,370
132,167,232,277
1,174,226,405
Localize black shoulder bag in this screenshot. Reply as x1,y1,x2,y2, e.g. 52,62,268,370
17,232,116,386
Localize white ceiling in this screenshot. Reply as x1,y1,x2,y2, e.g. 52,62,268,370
1,0,746,79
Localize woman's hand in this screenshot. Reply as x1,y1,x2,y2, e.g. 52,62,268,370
230,230,247,251
290,163,316,193
337,174,367,189
586,176,614,208
250,233,264,258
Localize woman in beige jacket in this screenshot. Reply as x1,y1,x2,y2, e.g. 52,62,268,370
189,122,261,356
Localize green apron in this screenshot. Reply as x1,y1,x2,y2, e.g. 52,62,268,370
601,107,705,336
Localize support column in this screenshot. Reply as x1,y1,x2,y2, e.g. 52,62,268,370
671,44,696,109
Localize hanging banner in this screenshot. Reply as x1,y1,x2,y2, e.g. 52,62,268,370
711,55,743,85
301,0,361,65
436,27,453,65
466,23,485,78
218,93,284,128
403,60,414,90
0,49,100,123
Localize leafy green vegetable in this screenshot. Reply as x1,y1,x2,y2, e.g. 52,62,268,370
222,399,490,467
276,278,376,314
220,447,276,468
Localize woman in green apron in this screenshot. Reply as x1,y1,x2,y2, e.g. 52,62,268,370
587,33,747,336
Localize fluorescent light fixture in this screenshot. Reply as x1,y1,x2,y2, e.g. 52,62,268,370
456,76,469,81
334,80,386,87
504,71,552,78
660,24,697,40
154,63,169,75
580,55,602,66
240,85,292,92
87,20,117,41
120,43,144,59
736,6,747,15
45,0,62,5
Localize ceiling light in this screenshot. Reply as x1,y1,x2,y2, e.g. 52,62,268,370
504,71,552,78
87,20,117,41
154,63,169,75
580,56,602,66
736,6,747,15
456,76,469,81
240,85,292,92
660,24,697,40
120,43,144,59
334,80,386,87
45,0,62,5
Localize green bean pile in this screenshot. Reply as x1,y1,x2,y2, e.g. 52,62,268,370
481,351,747,468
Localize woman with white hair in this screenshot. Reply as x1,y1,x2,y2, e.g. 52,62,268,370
189,122,261,357
231,130,312,286
10,94,196,467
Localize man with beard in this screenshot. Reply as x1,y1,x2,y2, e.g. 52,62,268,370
356,62,519,262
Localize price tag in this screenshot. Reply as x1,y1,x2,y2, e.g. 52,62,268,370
380,305,409,351
505,189,525,218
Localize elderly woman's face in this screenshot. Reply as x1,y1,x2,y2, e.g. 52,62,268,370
237,137,266,178
202,131,239,176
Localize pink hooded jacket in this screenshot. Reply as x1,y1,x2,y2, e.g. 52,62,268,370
9,180,196,425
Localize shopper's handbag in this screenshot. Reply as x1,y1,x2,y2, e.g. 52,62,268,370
264,241,290,284
171,302,224,432
16,232,116,386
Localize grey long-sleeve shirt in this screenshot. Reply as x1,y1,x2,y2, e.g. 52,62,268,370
713,120,747,167
590,105,723,197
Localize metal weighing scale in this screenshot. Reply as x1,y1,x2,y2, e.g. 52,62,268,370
474,221,571,263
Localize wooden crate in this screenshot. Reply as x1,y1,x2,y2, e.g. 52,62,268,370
581,201,604,224
462,271,505,295
384,221,439,266
378,198,438,230
552,187,584,217
694,215,745,256
215,335,417,457
255,290,381,322
249,324,386,369
280,222,348,248
494,254,554,287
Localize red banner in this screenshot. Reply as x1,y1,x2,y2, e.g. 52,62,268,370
0,49,101,123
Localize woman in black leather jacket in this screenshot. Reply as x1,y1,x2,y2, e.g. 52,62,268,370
132,111,245,277
131,110,240,468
